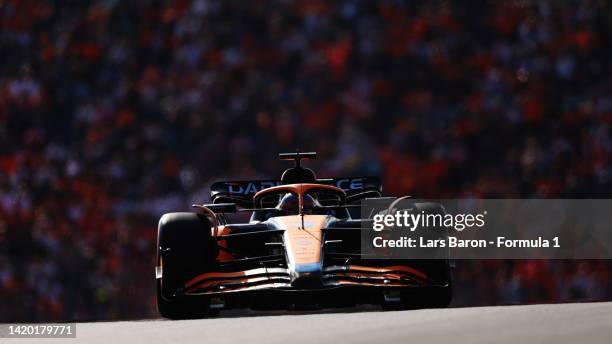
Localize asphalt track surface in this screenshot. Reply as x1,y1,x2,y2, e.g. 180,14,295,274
5,302,611,344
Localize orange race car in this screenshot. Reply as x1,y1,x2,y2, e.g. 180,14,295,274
155,152,452,318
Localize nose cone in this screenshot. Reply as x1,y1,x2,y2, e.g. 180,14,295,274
274,215,327,288
290,263,322,288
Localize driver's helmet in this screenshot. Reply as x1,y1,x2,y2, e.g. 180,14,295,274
277,193,320,212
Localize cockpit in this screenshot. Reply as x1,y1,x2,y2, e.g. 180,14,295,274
277,193,320,212
250,184,349,222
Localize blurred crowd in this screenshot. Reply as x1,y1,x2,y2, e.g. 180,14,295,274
1,0,611,321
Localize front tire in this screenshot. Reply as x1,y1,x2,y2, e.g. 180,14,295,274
156,212,218,319
382,202,453,310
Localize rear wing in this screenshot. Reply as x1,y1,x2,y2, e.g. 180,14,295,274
210,177,382,207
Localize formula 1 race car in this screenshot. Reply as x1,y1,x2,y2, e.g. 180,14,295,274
156,152,452,318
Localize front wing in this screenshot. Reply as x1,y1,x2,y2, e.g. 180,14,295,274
182,264,444,296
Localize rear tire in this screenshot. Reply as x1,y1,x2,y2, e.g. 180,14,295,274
156,212,218,319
